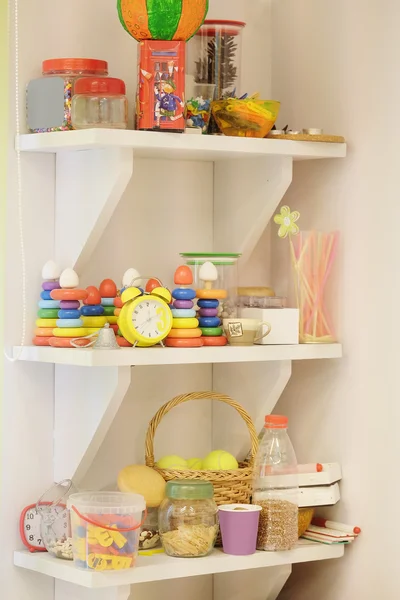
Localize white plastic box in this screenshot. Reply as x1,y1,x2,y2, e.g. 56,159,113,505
239,308,299,345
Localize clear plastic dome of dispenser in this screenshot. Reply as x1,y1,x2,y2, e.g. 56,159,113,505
36,479,77,560
187,20,246,99
180,253,240,318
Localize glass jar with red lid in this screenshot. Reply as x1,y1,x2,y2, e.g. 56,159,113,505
71,77,128,130
27,58,108,133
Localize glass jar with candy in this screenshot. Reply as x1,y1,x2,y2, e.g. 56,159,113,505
27,58,108,133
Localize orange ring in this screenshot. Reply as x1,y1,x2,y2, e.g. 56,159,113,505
202,336,228,346
49,337,92,348
51,289,88,301
116,336,133,347
167,328,202,339
35,327,54,337
33,336,52,346
196,289,227,300
110,324,119,334
165,338,204,348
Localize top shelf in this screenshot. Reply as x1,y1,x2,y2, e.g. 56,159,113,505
17,129,346,162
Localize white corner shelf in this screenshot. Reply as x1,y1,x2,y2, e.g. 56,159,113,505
13,343,342,367
17,129,346,161
14,542,344,589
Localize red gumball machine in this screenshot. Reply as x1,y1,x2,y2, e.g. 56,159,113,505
136,40,186,132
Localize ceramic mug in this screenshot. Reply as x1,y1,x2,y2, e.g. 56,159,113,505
223,318,271,346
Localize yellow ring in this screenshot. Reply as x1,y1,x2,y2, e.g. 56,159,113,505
172,318,199,329
81,316,107,328
36,318,58,328
107,316,119,324
196,289,227,300
53,328,89,338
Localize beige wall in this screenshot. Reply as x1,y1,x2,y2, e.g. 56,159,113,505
272,1,400,598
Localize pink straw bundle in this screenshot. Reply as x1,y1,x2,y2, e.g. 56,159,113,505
290,231,339,343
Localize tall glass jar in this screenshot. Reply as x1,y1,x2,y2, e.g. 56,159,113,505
27,58,108,132
252,415,299,551
72,77,128,130
188,20,246,99
159,480,218,558
180,253,240,318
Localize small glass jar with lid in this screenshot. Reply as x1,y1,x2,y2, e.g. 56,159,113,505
159,480,218,558
27,58,108,133
71,77,128,130
180,253,240,318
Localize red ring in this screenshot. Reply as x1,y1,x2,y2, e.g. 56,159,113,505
202,336,228,346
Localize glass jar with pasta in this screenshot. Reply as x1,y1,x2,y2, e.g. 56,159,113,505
159,480,218,558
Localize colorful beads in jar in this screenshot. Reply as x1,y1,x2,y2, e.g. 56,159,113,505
71,78,128,130
27,58,108,133
186,83,215,133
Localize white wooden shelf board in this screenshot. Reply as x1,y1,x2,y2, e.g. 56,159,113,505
299,483,340,507
299,463,342,487
13,344,342,367
17,130,346,161
14,542,344,589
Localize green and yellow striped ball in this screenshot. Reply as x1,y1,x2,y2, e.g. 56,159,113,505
117,0,208,42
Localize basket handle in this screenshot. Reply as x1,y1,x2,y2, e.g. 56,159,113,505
145,391,259,468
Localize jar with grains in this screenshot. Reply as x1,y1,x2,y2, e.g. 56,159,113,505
27,58,108,133
159,480,218,558
252,415,299,551
71,77,128,130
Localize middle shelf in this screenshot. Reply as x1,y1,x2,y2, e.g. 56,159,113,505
13,343,342,367
14,541,344,589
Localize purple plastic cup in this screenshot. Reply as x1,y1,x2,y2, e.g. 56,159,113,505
218,504,262,555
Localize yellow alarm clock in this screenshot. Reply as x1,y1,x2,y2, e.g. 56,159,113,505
118,282,173,347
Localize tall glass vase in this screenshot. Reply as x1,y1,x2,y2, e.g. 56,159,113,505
290,231,339,343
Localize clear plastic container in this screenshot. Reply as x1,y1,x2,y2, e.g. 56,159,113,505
180,253,240,318
188,20,246,99
139,507,161,550
185,83,216,133
159,480,218,558
72,77,128,130
68,492,146,571
27,58,108,132
252,415,299,551
36,479,77,560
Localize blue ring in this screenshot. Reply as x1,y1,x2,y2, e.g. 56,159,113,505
38,299,60,309
58,309,81,320
197,299,219,308
172,288,196,300
40,291,52,300
171,308,196,318
56,319,83,328
101,298,115,306
198,317,221,328
81,305,104,316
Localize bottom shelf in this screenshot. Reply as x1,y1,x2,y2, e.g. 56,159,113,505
14,541,344,589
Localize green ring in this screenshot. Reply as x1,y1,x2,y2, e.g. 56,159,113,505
37,308,59,319
102,306,115,316
201,327,223,336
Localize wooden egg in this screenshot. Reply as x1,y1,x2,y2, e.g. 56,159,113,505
174,265,193,286
59,268,79,289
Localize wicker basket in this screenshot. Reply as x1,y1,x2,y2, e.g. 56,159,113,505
145,391,259,505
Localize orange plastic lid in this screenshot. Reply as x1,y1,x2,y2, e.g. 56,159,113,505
42,58,108,75
199,20,246,36
264,415,288,429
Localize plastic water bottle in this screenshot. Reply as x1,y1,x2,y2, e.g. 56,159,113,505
252,415,299,551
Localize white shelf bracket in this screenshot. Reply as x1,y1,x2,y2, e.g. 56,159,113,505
213,156,293,262
214,564,292,600
54,365,131,484
55,147,134,272
55,581,131,600
212,360,292,459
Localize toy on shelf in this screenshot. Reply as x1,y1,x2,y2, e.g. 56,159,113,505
80,286,107,335
99,279,119,327
117,0,208,132
166,265,203,348
118,276,173,347
33,261,61,346
196,262,227,346
49,269,89,348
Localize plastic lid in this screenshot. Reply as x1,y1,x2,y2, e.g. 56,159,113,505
166,480,214,500
67,491,145,514
265,415,288,429
42,58,108,75
74,77,126,95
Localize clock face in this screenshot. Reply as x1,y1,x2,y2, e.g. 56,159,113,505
131,298,171,339
20,502,70,552
21,506,45,551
